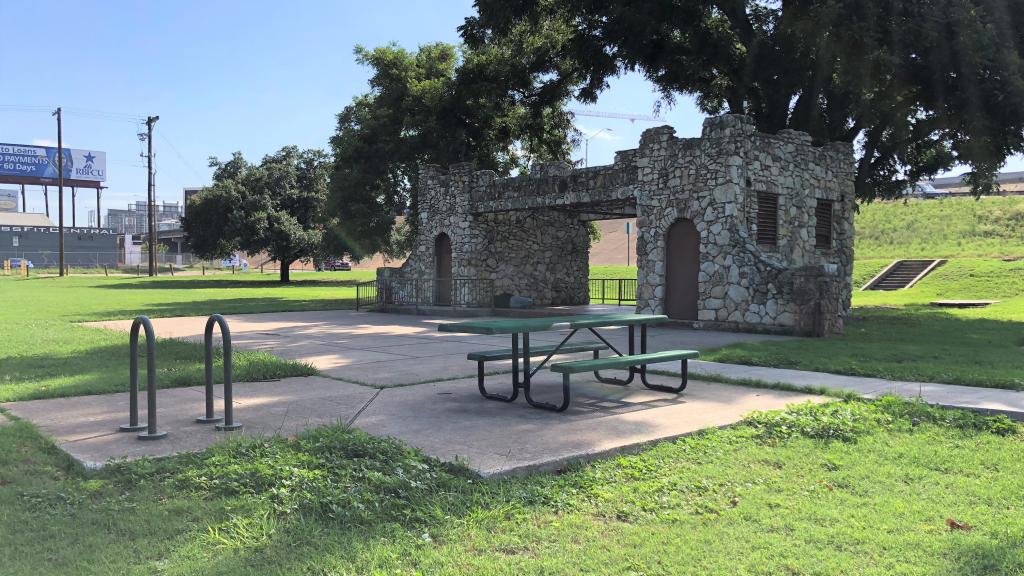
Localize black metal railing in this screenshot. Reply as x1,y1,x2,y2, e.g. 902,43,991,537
589,278,638,305
355,280,378,310
358,278,494,310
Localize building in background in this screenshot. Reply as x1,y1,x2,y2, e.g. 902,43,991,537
0,212,118,267
183,187,203,213
105,201,183,235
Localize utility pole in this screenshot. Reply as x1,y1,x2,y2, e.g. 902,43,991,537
71,186,77,227
145,115,159,276
96,186,102,227
53,107,65,276
43,185,49,218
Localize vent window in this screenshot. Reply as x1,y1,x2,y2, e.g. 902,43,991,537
815,199,833,249
755,191,778,246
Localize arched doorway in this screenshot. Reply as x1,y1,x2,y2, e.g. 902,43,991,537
664,219,699,320
434,233,453,305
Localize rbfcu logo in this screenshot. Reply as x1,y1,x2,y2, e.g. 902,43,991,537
74,151,105,180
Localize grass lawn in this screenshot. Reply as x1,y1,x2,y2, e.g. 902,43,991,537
855,196,1024,259
705,258,1024,389
1,398,1021,575
0,270,374,402
592,259,1024,389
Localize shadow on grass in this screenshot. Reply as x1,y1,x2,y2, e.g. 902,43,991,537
95,277,367,290
0,338,315,403
78,296,358,322
704,306,1024,390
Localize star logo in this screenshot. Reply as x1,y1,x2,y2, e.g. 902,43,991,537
83,152,96,164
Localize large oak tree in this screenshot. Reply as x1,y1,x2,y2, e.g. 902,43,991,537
462,0,1024,200
182,146,330,283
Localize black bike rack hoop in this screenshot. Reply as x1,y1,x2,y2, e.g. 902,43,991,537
199,314,242,432
118,315,167,440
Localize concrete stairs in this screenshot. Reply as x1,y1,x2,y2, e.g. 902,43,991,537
862,259,946,291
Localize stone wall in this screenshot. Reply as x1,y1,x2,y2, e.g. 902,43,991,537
633,115,855,335
386,162,590,306
377,114,855,335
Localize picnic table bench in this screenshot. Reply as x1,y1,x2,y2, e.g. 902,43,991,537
438,313,699,412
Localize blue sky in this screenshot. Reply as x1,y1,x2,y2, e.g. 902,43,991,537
0,1,1005,224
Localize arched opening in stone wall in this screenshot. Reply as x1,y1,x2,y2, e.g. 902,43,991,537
434,232,452,306
665,218,700,320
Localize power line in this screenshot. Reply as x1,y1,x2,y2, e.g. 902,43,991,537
156,128,206,182
0,104,145,123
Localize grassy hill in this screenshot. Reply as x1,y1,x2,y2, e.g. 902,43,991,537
854,196,1024,259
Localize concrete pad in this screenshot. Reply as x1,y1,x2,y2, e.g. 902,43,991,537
1,377,376,468
3,370,824,476
82,309,1024,418
84,309,790,387
355,373,824,476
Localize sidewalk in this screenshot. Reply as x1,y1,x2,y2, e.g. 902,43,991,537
688,360,1024,420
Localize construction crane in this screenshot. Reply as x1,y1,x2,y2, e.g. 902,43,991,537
569,108,664,123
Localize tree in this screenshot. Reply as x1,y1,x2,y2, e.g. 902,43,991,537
327,42,575,260
462,0,1024,200
181,146,331,283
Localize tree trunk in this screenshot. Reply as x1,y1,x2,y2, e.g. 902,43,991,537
280,260,292,283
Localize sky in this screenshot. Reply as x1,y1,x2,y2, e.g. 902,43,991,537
0,1,1011,226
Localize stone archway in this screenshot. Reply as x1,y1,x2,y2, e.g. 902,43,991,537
665,219,699,320
434,232,453,305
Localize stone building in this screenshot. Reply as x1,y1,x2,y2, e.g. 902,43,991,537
376,114,855,336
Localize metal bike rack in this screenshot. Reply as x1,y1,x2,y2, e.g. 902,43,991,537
198,314,242,432
118,315,167,440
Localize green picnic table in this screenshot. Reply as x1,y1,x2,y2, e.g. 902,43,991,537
439,313,699,411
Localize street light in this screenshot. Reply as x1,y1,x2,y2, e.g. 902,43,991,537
584,128,613,168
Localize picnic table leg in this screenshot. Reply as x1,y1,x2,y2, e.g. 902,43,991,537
475,333,521,402
639,323,688,393
593,324,636,386
523,331,571,412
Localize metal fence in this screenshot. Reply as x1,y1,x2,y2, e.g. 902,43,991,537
0,250,205,269
357,278,495,310
589,278,638,305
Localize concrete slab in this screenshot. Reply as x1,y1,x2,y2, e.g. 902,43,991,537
82,309,1024,418
85,309,791,387
2,372,823,475
1,377,376,468
355,373,824,476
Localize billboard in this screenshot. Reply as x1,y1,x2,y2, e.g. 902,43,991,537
0,189,17,212
0,143,106,182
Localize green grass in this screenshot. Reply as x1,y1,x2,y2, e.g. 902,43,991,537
2,398,1022,575
593,258,1024,389
705,258,1024,389
855,196,1024,259
0,270,374,402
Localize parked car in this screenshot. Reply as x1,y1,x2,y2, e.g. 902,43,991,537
322,257,351,271
906,182,949,199
8,257,33,269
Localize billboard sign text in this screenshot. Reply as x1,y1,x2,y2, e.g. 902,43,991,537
0,143,106,182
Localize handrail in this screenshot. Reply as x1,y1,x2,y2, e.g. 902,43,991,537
118,315,167,440
372,277,494,310
589,278,638,305
860,259,901,291
201,314,242,432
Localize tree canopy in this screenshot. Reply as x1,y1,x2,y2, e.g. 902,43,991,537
327,42,575,260
182,146,331,282
462,0,1024,200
